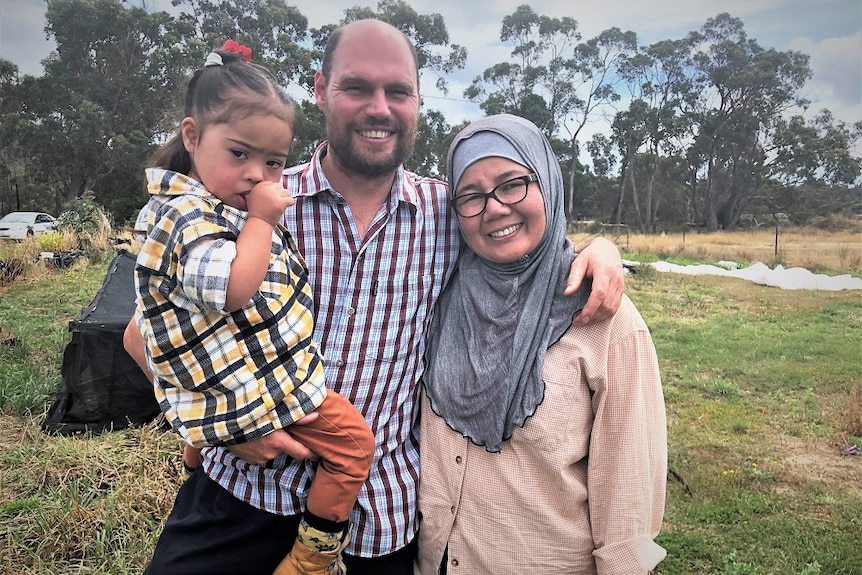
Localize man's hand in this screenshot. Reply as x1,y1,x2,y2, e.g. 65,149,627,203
565,236,625,326
226,413,320,465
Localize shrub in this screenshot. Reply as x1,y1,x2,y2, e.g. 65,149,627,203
57,191,111,234
56,191,114,257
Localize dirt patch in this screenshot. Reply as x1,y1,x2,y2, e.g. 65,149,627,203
0,414,32,451
779,435,862,497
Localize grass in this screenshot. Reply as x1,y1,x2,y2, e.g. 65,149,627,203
1,229,861,574
624,261,862,575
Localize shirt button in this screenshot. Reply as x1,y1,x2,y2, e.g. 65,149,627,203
346,306,355,315
335,359,345,367
450,506,455,514
451,559,459,567
455,455,462,464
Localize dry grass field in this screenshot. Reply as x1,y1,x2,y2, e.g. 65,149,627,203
571,226,862,273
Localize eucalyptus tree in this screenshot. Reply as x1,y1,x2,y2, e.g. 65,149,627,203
6,0,184,219
610,100,648,228
0,59,34,214
615,37,697,231
758,110,862,222
463,4,580,134
687,13,812,230
465,5,636,219
770,110,861,190
559,27,637,217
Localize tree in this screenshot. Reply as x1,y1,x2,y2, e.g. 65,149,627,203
465,5,636,219
559,27,637,219
688,13,812,230
464,4,580,134
610,100,648,228
756,110,862,222
2,0,189,219
615,37,697,231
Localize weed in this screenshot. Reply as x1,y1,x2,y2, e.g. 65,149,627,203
708,379,740,399
731,418,749,434
721,551,763,574
843,386,862,437
630,261,659,282
37,232,64,252
800,562,823,575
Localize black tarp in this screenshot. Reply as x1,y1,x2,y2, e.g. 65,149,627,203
41,249,161,435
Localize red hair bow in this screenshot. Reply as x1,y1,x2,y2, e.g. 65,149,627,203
221,39,252,63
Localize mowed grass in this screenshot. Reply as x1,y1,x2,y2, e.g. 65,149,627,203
629,271,862,575
1,230,861,574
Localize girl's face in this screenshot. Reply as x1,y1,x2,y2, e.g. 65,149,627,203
181,113,293,211
453,156,547,264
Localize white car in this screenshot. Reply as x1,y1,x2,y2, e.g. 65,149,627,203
0,211,58,240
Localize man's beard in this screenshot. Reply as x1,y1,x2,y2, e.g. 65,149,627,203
325,118,416,178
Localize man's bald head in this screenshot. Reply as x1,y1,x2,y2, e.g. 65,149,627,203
320,19,420,87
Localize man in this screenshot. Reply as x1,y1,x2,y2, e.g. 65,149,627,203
131,19,625,575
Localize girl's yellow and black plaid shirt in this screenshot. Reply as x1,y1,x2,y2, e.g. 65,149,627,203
134,169,326,448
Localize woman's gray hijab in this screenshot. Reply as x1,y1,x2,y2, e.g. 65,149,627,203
424,114,591,453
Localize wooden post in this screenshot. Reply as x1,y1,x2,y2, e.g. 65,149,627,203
774,222,779,257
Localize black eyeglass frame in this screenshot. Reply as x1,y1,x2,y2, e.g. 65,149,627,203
450,173,539,218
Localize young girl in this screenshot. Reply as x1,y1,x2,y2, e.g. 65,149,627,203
132,40,374,575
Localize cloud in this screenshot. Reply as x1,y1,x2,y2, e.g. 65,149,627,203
4,0,860,134
0,0,55,76
791,30,862,123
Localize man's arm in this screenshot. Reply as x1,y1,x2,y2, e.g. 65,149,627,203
565,237,625,326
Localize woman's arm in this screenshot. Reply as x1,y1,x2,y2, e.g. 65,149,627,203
588,299,668,574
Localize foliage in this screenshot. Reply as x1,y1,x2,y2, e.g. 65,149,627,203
37,233,64,253
57,191,112,235
0,1,858,229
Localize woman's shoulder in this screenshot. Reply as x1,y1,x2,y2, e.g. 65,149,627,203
556,294,650,348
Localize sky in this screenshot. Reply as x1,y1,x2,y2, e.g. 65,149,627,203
1,0,860,149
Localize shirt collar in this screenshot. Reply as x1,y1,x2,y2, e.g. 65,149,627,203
146,168,209,198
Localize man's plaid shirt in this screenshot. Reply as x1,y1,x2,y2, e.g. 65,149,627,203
134,168,326,448
201,144,462,558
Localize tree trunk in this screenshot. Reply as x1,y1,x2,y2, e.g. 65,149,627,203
705,160,719,231
615,164,627,226
566,136,579,222
645,156,659,233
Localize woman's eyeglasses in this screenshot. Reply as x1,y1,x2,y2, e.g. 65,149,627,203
450,173,538,218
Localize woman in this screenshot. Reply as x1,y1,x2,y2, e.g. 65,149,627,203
417,114,667,574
